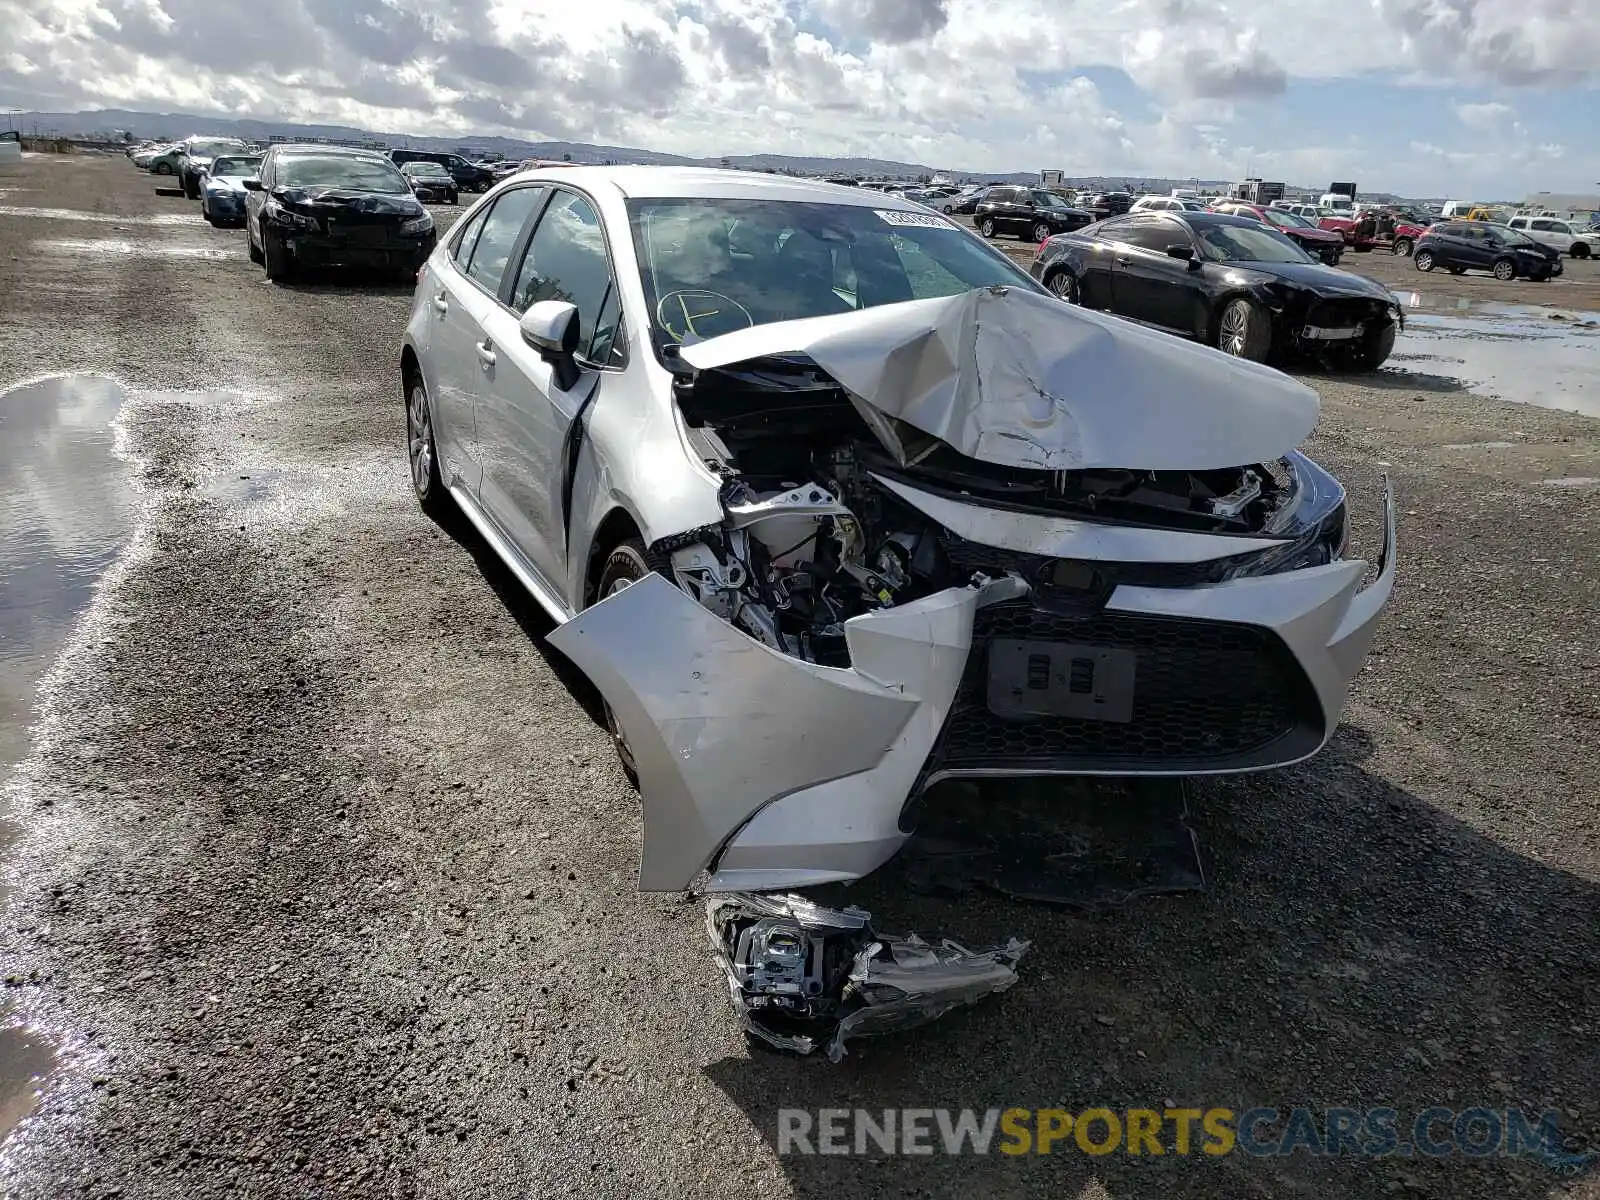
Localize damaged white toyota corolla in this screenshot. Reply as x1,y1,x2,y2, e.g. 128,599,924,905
401,167,1396,896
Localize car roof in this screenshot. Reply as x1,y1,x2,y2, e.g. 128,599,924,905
506,165,937,210
1165,212,1263,230
271,144,391,160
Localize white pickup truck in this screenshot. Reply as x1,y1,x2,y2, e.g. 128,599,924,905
1506,216,1592,258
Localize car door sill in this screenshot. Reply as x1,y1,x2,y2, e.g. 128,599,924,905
1114,312,1193,338
447,483,573,625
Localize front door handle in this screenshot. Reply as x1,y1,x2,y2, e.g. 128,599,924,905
1115,256,1132,265
432,291,448,315
475,340,497,369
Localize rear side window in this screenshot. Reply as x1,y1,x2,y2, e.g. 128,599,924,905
463,186,546,294
1110,218,1180,252
450,206,491,267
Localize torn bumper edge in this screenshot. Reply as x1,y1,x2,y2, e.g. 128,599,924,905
548,480,1396,894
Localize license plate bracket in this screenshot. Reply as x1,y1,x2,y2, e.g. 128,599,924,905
986,640,1137,723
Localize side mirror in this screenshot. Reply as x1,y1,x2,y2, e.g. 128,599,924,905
520,300,582,391
1165,244,1199,268
242,178,262,191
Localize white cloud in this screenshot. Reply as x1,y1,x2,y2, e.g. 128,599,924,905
0,0,1594,193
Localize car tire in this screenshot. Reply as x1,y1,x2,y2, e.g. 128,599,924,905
247,225,264,264
979,217,996,237
942,203,955,214
594,540,651,784
1414,250,1435,272
1031,221,1052,243
153,162,173,175
1340,321,1397,372
405,376,451,515
1045,269,1078,303
1216,297,1271,361
449,191,459,205
1447,266,1466,275
1571,243,1590,259
262,230,295,283
1392,237,1412,257
1492,258,1516,281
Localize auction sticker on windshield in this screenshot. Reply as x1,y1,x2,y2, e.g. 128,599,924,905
875,210,957,229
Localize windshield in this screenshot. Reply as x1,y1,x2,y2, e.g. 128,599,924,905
1491,227,1537,247
405,162,449,176
627,197,1039,350
276,155,410,193
190,139,246,157
209,156,260,177
1266,210,1313,229
1195,223,1315,264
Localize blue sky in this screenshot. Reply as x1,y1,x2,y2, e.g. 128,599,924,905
0,0,1595,199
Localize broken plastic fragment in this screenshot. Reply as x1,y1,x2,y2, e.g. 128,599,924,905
706,892,1028,1062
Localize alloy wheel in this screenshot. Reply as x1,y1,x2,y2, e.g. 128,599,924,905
1048,272,1077,302
1220,302,1250,356
407,383,435,496
1493,259,1515,281
1414,251,1434,272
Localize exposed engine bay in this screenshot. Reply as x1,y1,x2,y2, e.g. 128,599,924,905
661,354,1348,666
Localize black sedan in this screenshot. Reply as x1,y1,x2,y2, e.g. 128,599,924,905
1412,222,1563,281
1031,212,1403,369
974,186,1095,241
244,146,436,283
399,161,460,205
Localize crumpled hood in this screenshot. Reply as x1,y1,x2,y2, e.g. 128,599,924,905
204,174,250,192
1248,260,1392,296
276,187,424,217
677,286,1320,471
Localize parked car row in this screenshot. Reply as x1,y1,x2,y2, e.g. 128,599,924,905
133,139,440,283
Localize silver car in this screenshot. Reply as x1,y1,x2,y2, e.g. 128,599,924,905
401,168,1395,895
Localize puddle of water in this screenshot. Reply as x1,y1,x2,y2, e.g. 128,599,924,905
34,237,232,261
0,204,200,227
0,374,140,1140
1390,310,1600,419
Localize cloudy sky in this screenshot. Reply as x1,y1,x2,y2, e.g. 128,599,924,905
1,0,1596,196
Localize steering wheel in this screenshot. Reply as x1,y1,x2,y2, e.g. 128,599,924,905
656,289,754,343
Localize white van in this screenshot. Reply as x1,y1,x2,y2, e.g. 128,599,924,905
1439,200,1482,219
1319,192,1355,212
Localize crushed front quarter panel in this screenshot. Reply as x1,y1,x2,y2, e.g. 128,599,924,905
546,572,1027,890
678,286,1320,472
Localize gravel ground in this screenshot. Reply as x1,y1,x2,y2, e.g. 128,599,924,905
0,156,1596,1200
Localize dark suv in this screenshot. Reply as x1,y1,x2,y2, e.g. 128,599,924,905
973,186,1094,241
388,149,496,193
1413,222,1563,281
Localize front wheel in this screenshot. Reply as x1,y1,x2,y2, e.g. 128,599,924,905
1571,243,1590,259
1392,237,1412,257
1492,258,1516,281
1414,250,1435,272
1339,322,1397,372
942,203,955,214
594,541,650,784
1031,221,1052,243
979,218,996,238
1216,297,1271,361
262,229,295,283
247,224,264,264
153,162,173,176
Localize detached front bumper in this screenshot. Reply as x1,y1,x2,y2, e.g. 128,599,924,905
549,483,1397,894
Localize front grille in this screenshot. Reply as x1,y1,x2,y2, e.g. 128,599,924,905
941,533,1259,590
1306,297,1390,328
918,602,1324,782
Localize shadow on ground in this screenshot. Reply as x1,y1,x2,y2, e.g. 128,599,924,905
699,733,1596,1199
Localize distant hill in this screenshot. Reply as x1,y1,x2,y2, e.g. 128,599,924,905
3,106,1249,190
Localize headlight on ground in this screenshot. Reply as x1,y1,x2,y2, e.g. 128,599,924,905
400,215,434,236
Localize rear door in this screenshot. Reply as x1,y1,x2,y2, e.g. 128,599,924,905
429,184,548,497
477,187,623,587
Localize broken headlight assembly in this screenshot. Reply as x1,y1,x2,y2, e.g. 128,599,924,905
1223,451,1350,579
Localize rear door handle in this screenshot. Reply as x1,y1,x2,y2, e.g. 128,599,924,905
475,340,496,369
1115,256,1131,265
432,291,448,315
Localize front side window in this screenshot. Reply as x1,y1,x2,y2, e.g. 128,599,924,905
509,191,622,363
627,197,1039,351
464,186,546,294
1194,223,1313,264
1112,218,1186,252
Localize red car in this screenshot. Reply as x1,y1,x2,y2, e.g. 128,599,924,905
1211,202,1345,265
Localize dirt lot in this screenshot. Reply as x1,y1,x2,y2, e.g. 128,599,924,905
0,156,1597,1200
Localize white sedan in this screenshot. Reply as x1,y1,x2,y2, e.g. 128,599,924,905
400,166,1395,895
